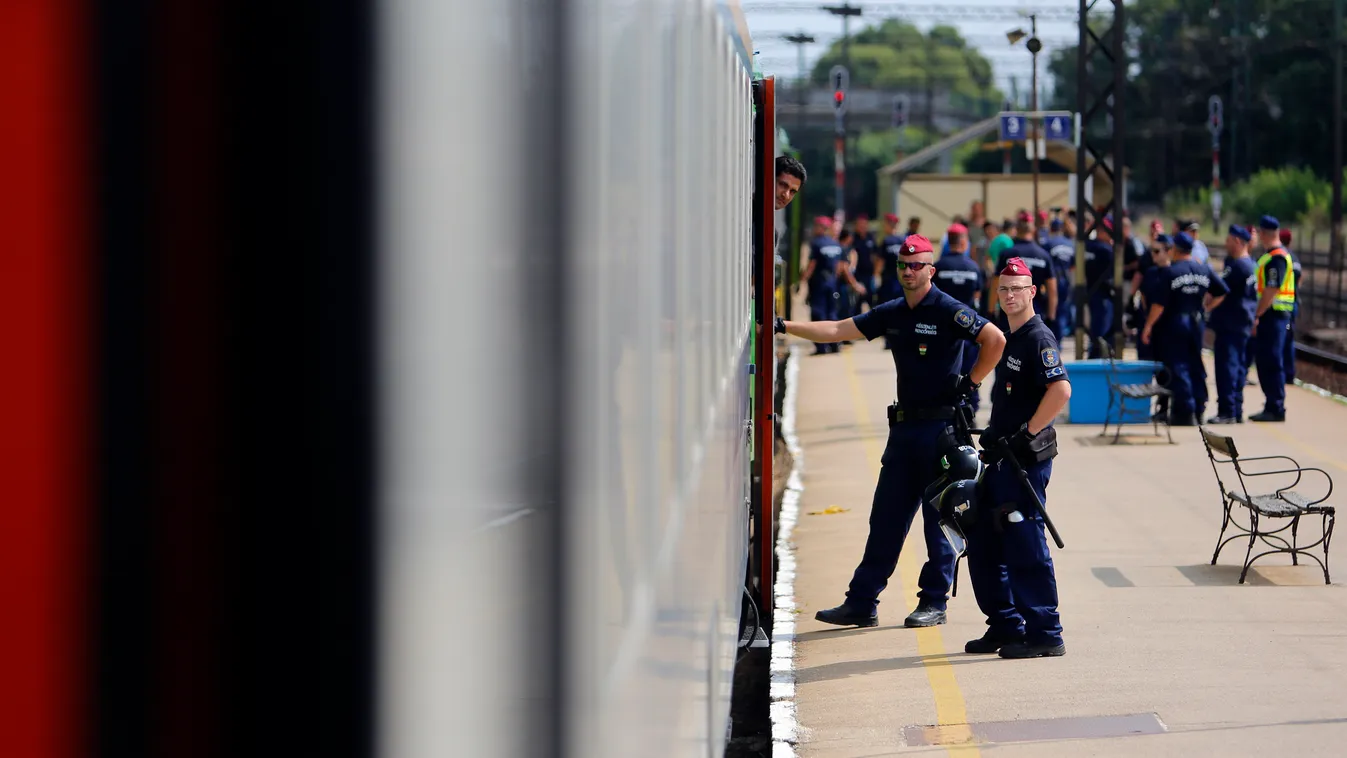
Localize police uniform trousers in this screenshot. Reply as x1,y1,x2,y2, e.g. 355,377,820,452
1255,312,1290,414
809,284,841,353
1159,313,1208,421
1051,295,1073,345
1086,291,1114,358
1283,306,1298,383
967,457,1062,645
1212,327,1250,420
844,419,957,614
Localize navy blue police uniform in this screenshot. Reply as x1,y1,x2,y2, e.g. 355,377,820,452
1044,227,1075,341
1152,234,1229,424
1003,238,1055,320
967,259,1066,655
828,235,990,623
808,232,845,353
1283,246,1301,383
1084,234,1116,358
935,231,985,412
852,228,878,310
1253,216,1293,419
1207,225,1258,422
1136,247,1171,418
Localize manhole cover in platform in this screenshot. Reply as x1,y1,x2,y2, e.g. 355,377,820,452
903,712,1167,747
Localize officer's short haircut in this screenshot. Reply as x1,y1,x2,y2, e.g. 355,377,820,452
908,216,921,224
1001,219,1014,232
1016,219,1032,236
775,155,806,183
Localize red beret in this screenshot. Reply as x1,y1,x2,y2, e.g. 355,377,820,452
884,213,899,224
1036,210,1049,221
814,216,834,227
900,234,934,255
999,257,1032,278
1279,229,1292,245
1016,210,1032,223
947,223,968,236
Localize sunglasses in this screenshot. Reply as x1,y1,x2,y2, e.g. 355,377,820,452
896,261,932,271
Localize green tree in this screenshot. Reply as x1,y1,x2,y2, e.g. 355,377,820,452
797,19,1006,216
1047,0,1345,205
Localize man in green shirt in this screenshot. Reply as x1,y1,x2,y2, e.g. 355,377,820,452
983,219,1016,268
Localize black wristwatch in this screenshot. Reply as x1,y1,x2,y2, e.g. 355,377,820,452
774,317,786,334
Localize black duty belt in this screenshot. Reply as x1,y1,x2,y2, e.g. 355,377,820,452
893,406,957,423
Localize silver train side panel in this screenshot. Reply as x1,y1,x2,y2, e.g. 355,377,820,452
564,1,754,756
377,0,755,756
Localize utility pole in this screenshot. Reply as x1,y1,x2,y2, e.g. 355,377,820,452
783,32,815,141
1333,0,1343,269
1028,14,1042,217
823,3,862,214
831,66,849,223
783,32,814,321
1209,96,1223,227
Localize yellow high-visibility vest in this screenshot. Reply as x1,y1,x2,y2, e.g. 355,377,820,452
1255,248,1296,313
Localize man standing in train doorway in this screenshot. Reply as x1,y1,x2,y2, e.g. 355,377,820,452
775,234,1007,628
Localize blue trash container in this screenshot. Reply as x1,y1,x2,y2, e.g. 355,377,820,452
1066,359,1165,424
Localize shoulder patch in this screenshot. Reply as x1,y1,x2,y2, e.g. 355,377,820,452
1041,346,1060,367
954,308,974,328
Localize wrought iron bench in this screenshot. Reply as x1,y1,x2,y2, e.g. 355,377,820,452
1199,426,1336,584
1097,339,1172,445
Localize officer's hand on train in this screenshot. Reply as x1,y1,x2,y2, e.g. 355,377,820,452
774,317,786,335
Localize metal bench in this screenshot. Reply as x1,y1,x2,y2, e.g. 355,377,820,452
1097,339,1172,445
1199,426,1336,584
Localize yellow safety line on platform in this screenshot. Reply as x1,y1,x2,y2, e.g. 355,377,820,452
842,348,981,756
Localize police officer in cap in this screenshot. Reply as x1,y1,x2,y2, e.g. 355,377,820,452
991,216,1057,326
1043,218,1075,342
1278,228,1302,385
935,223,986,412
1084,217,1117,358
801,216,862,355
1206,225,1258,424
1141,232,1229,426
776,234,1007,628
1250,215,1296,421
965,257,1071,659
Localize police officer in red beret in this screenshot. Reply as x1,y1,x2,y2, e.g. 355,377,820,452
776,234,1007,628
965,257,1071,658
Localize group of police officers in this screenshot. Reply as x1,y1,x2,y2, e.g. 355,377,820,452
775,154,1301,658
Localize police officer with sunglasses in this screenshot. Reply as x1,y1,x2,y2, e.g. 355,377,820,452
776,234,1006,629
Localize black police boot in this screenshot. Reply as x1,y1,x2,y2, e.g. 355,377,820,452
814,604,878,628
998,640,1066,659
903,604,947,628
1205,415,1237,425
1249,410,1286,422
964,629,1025,654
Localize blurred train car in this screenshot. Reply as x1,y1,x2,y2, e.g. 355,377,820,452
391,1,772,755
4,1,777,757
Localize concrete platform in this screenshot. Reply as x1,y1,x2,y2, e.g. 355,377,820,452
781,334,1347,757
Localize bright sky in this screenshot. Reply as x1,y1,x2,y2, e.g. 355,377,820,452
744,0,1083,100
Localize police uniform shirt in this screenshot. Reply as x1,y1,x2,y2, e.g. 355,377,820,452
1044,234,1074,295
880,234,904,290
1140,265,1167,309
808,235,844,289
1209,255,1257,332
853,286,989,410
1154,259,1229,317
986,314,1067,439
852,231,877,284
1005,240,1055,314
1084,239,1114,291
934,252,983,308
